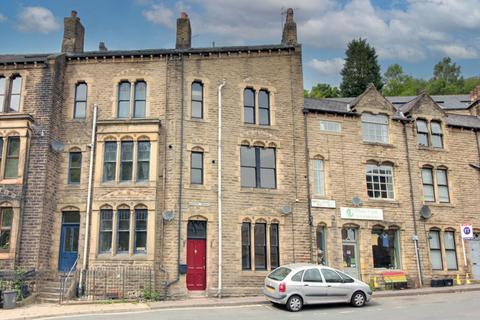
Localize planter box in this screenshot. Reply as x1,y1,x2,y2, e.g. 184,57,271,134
431,279,445,287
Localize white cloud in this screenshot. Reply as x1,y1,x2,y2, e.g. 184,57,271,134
429,44,479,59
307,58,344,76
17,7,59,33
143,3,176,29
0,12,6,23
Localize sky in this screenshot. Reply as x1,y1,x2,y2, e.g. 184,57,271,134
0,0,479,90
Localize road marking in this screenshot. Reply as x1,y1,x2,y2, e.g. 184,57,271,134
339,310,354,314
35,304,266,320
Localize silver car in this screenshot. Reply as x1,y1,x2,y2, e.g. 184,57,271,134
263,263,372,312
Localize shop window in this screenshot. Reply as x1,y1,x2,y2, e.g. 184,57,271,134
116,209,130,254
431,121,443,148
133,81,146,118
73,83,87,119
444,231,458,270
422,167,435,202
240,146,276,189
0,207,13,251
258,90,270,125
270,223,279,269
362,113,388,143
365,164,394,199
191,82,203,119
316,225,327,265
416,120,429,147
371,227,400,269
429,230,443,270
241,222,251,270
120,141,134,181
243,88,255,124
313,159,325,196
4,137,20,179
68,151,82,184
134,208,147,253
103,142,117,182
117,81,131,118
136,141,150,181
99,209,113,253
191,151,204,184
254,223,267,270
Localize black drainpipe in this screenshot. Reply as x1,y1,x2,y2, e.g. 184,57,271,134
303,109,313,263
402,119,424,287
164,54,185,297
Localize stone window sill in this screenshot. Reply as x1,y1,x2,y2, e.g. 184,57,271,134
424,202,454,208
363,142,395,148
418,146,445,152
242,124,277,131
366,199,399,206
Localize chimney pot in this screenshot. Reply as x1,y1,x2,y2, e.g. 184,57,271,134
176,11,191,50
71,10,77,17
282,8,297,45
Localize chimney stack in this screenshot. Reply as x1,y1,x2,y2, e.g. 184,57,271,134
176,12,191,50
61,10,85,53
281,8,297,45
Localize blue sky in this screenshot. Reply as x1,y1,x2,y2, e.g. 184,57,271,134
0,0,479,90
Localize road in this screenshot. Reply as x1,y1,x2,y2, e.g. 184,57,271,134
40,291,478,320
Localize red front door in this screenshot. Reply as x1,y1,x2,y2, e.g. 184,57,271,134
186,239,206,290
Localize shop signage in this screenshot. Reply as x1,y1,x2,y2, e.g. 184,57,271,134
340,207,383,221
460,224,474,240
311,199,336,208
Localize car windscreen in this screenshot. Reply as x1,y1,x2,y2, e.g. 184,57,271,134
267,267,292,281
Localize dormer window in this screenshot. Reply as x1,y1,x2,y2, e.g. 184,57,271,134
361,113,388,143
416,119,444,149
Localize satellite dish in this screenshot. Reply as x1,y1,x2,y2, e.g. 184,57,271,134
50,140,65,152
162,210,174,221
420,205,432,219
281,205,292,215
352,197,362,207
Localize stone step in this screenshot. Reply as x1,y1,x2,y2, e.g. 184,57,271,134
37,296,60,304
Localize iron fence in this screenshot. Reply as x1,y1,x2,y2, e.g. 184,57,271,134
83,266,155,300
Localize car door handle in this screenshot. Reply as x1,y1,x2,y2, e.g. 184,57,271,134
304,284,309,286
327,285,332,287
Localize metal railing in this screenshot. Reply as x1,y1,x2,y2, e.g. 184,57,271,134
59,256,79,303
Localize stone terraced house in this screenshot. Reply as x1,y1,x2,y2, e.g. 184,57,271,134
0,9,479,302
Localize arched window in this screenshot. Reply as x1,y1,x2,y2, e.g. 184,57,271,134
191,82,203,119
103,141,117,182
117,81,131,118
241,221,251,270
258,90,270,125
117,206,130,254
68,150,82,184
436,168,449,203
99,208,113,253
4,136,20,179
244,88,255,124
8,75,22,112
270,223,279,269
313,158,325,196
134,207,147,253
137,140,150,182
120,140,134,181
133,81,146,118
444,230,458,270
0,207,13,251
74,82,87,119
431,121,443,148
316,224,327,265
191,150,204,184
254,222,267,270
421,166,435,202
429,229,443,270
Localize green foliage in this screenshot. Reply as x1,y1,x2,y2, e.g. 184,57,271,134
0,268,26,301
304,83,341,99
340,38,383,97
141,289,160,301
381,57,480,96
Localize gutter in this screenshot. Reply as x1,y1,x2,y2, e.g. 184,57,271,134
79,104,97,295
217,80,226,297
402,120,423,287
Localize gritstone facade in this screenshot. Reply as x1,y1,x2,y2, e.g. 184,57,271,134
0,9,479,301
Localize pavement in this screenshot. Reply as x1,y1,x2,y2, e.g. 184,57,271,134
1,284,480,320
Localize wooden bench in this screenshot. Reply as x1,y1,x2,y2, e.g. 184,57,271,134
383,271,408,290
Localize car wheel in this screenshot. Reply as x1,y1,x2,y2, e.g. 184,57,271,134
286,295,303,312
351,291,366,307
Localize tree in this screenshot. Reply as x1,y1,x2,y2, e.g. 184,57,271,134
382,64,427,96
433,57,461,84
340,38,383,97
305,83,340,99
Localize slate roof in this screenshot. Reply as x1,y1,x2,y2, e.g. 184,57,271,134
305,96,480,130
0,54,52,64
